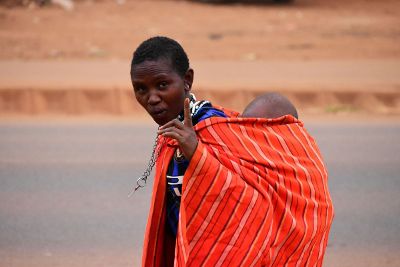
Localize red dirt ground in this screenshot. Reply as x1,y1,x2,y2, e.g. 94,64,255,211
0,0,399,61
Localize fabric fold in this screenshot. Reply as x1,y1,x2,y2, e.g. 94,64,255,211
142,115,334,267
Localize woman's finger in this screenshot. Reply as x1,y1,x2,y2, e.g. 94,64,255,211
160,131,182,141
183,98,193,127
159,118,184,130
158,126,185,137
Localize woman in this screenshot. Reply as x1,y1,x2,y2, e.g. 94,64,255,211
130,36,334,267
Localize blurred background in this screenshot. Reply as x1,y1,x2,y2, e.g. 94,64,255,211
0,0,399,266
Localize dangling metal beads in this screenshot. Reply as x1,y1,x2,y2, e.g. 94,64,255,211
128,130,164,197
128,94,198,197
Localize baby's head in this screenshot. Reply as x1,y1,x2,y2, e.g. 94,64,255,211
242,92,298,119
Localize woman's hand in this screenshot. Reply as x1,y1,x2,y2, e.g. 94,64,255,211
158,98,198,160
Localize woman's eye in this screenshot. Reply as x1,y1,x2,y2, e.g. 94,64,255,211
159,82,168,89
135,87,146,94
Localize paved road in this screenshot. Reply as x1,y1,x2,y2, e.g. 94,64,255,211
0,121,399,267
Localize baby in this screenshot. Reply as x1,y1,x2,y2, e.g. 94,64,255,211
242,92,298,119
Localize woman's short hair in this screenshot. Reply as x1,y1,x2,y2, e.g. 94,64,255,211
131,36,190,77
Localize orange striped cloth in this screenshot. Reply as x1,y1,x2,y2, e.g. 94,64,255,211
142,113,334,267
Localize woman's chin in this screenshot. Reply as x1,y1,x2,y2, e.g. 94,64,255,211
152,115,170,126
152,111,180,126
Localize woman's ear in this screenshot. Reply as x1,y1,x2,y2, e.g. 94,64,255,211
184,68,194,92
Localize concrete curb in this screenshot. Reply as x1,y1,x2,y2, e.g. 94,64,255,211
1,87,400,117
1,60,399,117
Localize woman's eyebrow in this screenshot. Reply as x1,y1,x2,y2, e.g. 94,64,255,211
132,80,145,87
152,73,171,79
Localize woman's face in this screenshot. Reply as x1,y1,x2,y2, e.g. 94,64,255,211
131,59,192,126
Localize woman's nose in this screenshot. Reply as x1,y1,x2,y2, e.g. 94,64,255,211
148,90,161,105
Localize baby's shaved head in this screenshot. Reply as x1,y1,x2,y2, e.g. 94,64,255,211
242,93,298,119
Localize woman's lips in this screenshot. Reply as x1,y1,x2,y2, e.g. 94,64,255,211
151,109,166,119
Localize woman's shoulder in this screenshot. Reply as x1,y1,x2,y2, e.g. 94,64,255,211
211,104,240,118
